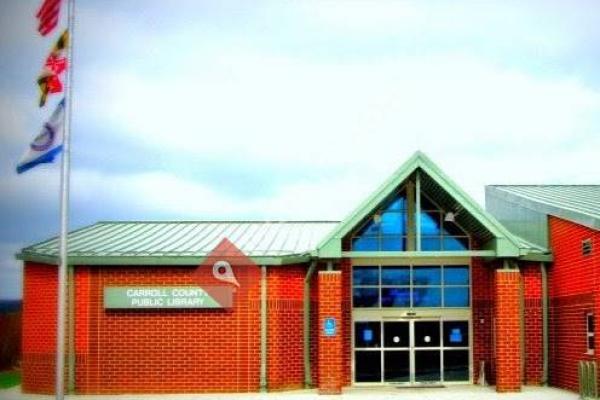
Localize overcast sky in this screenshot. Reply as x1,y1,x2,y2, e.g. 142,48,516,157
1,0,600,299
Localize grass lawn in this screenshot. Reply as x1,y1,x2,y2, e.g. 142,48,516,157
0,370,21,389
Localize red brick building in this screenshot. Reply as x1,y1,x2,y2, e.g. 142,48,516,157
486,185,600,393
22,151,590,395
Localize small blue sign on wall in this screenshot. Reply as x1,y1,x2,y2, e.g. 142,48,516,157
450,328,463,343
323,317,337,337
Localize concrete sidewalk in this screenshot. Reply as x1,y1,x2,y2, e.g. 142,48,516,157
0,385,579,400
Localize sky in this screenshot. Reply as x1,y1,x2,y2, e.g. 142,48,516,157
1,0,600,299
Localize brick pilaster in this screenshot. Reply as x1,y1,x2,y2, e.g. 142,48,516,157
495,269,522,392
318,271,343,395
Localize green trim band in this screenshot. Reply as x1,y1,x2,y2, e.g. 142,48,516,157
16,253,312,266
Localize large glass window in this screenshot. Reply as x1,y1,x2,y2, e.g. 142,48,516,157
352,264,470,308
351,186,471,252
352,190,408,251
420,194,469,251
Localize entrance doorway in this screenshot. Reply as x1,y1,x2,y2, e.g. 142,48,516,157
353,319,470,384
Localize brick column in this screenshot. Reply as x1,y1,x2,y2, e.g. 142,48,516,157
318,271,343,395
495,269,522,392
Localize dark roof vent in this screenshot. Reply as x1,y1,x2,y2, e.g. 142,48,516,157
583,239,593,256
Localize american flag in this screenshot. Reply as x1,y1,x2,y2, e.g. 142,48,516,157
36,0,63,36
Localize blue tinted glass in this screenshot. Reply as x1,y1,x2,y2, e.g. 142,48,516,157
381,236,404,251
381,212,406,235
420,211,441,235
443,236,468,251
385,194,406,211
382,288,411,307
381,266,410,285
412,266,441,285
352,236,379,251
353,266,379,285
359,219,380,236
444,266,469,285
353,288,379,307
412,287,441,307
421,237,442,251
444,287,469,307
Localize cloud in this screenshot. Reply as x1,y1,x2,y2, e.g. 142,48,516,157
3,0,600,300
67,167,379,221
77,51,600,171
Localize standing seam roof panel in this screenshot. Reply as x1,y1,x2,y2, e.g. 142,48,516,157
97,223,164,254
128,223,191,254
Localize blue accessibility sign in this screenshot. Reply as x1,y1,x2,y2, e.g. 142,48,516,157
323,317,337,337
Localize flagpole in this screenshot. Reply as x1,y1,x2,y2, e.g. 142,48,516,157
56,0,75,398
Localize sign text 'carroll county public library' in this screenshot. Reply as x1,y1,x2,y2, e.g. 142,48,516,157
104,286,233,309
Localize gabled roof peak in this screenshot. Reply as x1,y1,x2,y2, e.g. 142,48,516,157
317,151,523,258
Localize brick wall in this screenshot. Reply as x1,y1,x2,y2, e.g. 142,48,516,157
22,262,59,394
472,257,495,385
23,261,316,394
521,262,543,385
266,265,305,391
75,263,262,394
74,266,91,389
548,216,600,391
318,271,343,394
340,258,352,387
309,267,320,387
494,269,522,392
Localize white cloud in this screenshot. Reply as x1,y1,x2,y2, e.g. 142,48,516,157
4,0,600,300
67,167,382,221
77,51,600,174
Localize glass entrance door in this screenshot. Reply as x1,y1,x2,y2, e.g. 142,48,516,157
354,319,470,384
383,321,410,382
413,320,441,383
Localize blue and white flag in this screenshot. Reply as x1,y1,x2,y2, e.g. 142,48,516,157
16,98,65,174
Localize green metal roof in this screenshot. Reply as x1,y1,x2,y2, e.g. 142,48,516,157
17,154,556,267
317,151,527,258
488,185,600,231
17,221,339,266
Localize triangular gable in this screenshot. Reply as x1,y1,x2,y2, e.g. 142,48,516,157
317,151,521,257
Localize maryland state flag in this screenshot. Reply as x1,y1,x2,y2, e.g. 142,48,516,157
37,29,69,107
36,0,64,36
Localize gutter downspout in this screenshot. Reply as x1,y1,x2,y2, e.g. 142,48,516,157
260,265,268,392
519,261,525,385
541,261,549,385
303,261,318,388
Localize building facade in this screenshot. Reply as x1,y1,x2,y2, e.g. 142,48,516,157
487,185,600,392
21,152,588,395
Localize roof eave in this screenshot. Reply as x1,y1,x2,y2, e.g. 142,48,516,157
487,186,600,232
16,252,313,266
